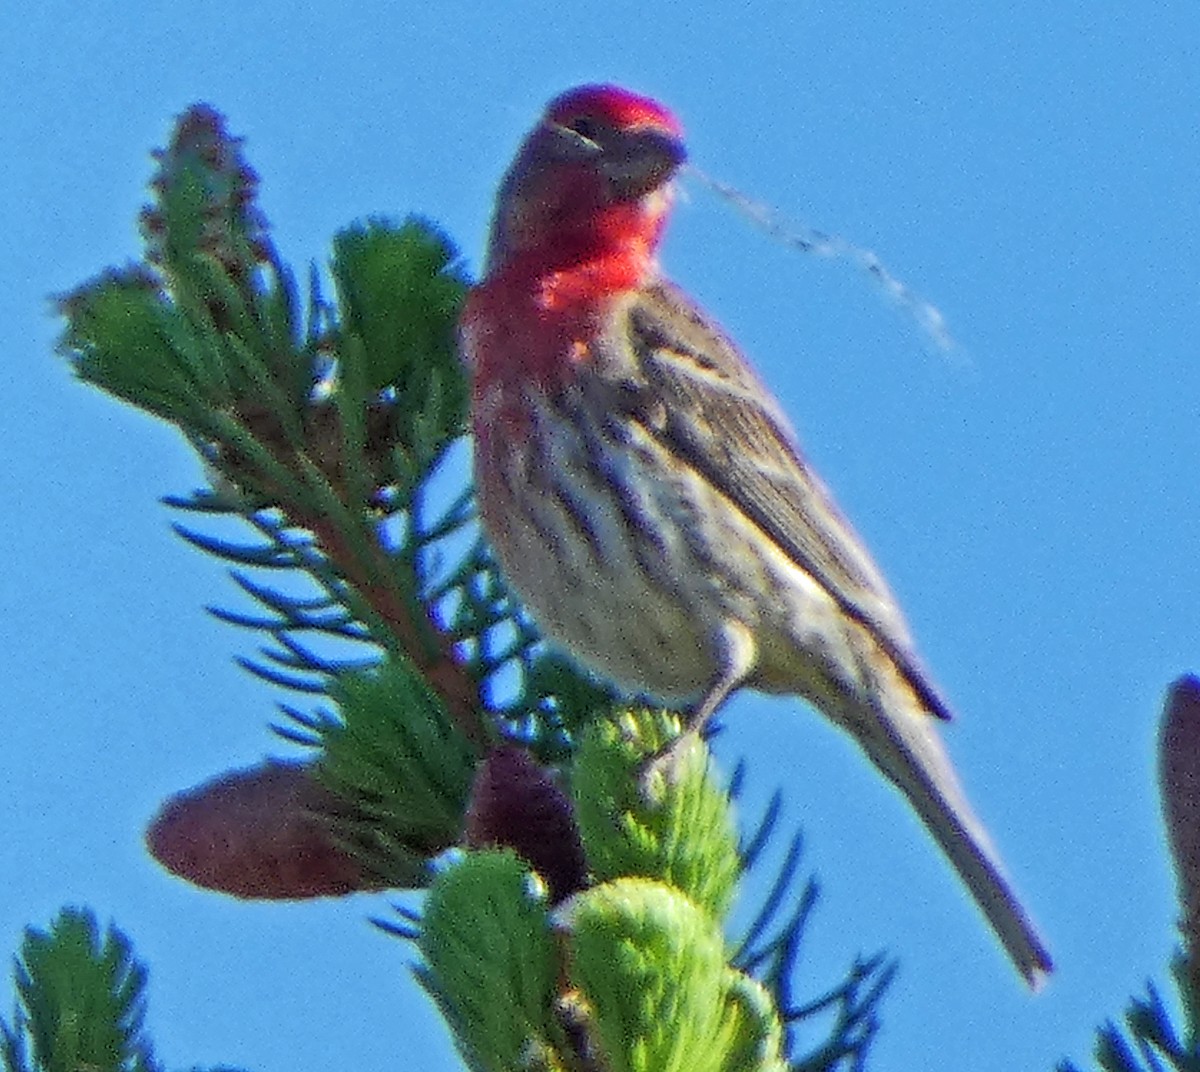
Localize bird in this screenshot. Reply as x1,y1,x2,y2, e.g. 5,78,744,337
460,82,1052,986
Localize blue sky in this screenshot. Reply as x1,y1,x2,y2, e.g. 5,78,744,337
3,3,1198,1069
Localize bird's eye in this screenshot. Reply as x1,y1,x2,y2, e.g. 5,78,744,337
566,116,601,142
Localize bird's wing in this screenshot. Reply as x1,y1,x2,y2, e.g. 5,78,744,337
606,278,952,721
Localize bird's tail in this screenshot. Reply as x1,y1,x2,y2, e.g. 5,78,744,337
841,682,1053,988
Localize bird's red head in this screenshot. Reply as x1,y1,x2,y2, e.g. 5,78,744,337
483,84,687,279
544,83,684,141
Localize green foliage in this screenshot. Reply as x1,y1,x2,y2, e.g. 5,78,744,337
570,876,791,1072
418,716,894,1071
568,877,740,1072
331,218,468,402
307,656,480,877
418,851,564,1072
57,268,213,425
718,971,789,1072
1059,968,1200,1072
0,908,155,1072
417,843,793,1072
572,709,740,920
60,107,310,454
0,909,247,1072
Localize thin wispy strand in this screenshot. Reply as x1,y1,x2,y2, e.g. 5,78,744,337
688,167,956,354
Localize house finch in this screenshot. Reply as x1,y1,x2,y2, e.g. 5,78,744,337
462,83,1052,985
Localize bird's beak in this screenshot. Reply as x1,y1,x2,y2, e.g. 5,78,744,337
603,127,687,201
